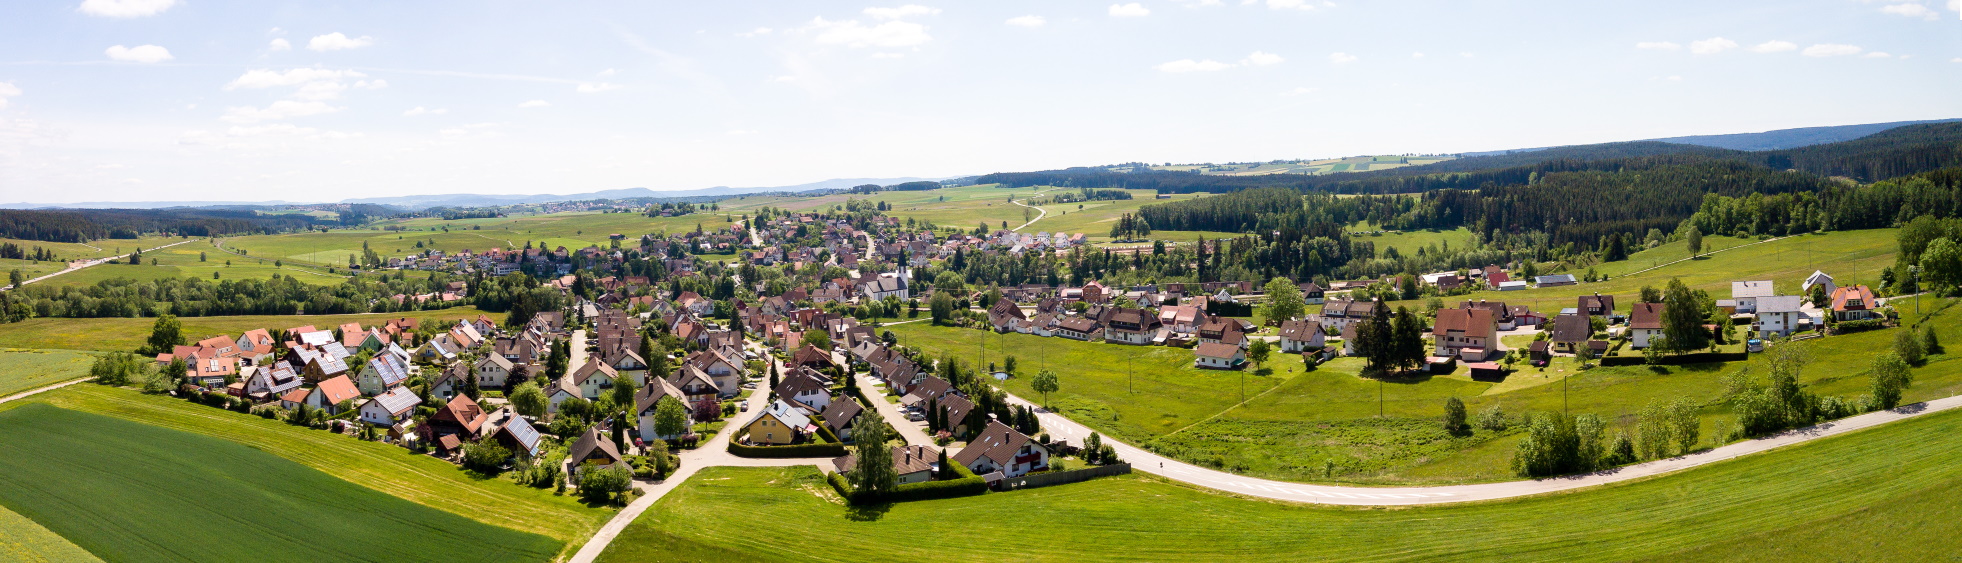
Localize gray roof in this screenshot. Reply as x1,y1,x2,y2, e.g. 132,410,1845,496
368,385,421,415
366,354,409,387
498,415,543,457
749,399,812,430
1536,274,1577,284
1731,280,1776,299
1756,295,1805,313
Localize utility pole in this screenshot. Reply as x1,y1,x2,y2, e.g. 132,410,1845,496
1128,356,1133,394
1378,377,1384,418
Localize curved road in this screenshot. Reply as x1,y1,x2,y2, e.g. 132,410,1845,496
1007,390,1962,505
1008,199,1047,232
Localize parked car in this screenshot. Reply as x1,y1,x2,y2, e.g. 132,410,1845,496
905,412,926,421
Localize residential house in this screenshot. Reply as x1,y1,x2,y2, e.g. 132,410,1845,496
546,378,582,414
954,421,1050,478
1432,308,1499,361
1803,270,1837,296
988,298,1027,332
354,354,411,396
1483,266,1511,289
1299,282,1326,304
776,372,834,411
359,386,421,428
741,400,815,445
572,358,619,400
684,349,745,397
1278,319,1324,353
1830,285,1882,321
1578,294,1617,319
634,378,694,441
1731,281,1776,314
475,354,514,390
1628,303,1666,349
1458,300,1517,330
1317,298,1377,334
242,362,302,400
492,415,544,458
567,427,625,476
1755,295,1805,337
1549,313,1591,354
832,444,937,485
1053,316,1103,341
1103,307,1161,345
820,399,864,443
1193,342,1247,369
428,394,489,442
235,329,278,365
302,375,362,414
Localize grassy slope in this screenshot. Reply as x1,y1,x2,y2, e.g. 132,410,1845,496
223,211,734,269
0,404,560,562
601,404,1962,562
0,235,184,261
0,306,490,352
50,240,351,288
0,503,100,563
0,349,92,397
0,385,611,552
890,297,1962,485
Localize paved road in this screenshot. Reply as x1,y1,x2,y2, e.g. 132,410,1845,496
1006,389,1962,505
0,378,91,405
569,329,589,372
1008,199,1047,232
4,239,196,290
854,372,935,446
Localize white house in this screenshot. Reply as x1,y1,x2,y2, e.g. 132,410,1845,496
359,386,420,427
355,354,411,396
1731,281,1775,314
1628,303,1666,349
954,421,1049,478
1803,270,1837,296
475,354,513,389
1279,318,1324,353
1755,295,1805,337
1193,342,1247,370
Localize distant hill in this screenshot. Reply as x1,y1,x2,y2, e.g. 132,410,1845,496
1652,119,1962,151
6,176,952,210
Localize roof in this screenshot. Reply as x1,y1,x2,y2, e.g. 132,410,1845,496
1432,308,1497,340
368,385,421,416
571,358,619,385
568,426,624,465
748,400,813,431
497,415,543,457
1194,342,1243,359
634,377,688,415
1549,313,1591,343
954,420,1040,467
364,354,409,387
315,375,361,405
1731,280,1776,299
775,373,830,402
1629,303,1665,330
1830,285,1876,311
819,399,863,436
434,394,489,434
1278,319,1319,340
1536,274,1577,284
1757,295,1805,313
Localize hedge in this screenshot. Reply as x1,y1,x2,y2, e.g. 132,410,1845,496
728,442,847,458
1835,319,1887,333
1599,350,1748,367
829,460,988,505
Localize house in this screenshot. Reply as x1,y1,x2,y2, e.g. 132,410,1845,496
1432,308,1498,361
740,400,815,445
666,364,723,420
1731,281,1775,314
1299,282,1326,304
775,372,834,411
428,362,468,401
1103,307,1161,345
1535,274,1578,287
988,298,1027,331
1755,295,1805,337
1628,303,1666,349
571,358,619,400
354,354,410,396
185,356,238,387
792,345,837,371
954,421,1049,478
1510,306,1547,328
1549,313,1591,354
1578,294,1617,319
685,349,745,397
819,399,864,443
859,274,910,301
1458,300,1516,330
243,362,302,400
235,329,278,364
566,427,625,476
1340,324,1360,356
634,378,694,441
428,394,489,441
1278,319,1324,353
1830,285,1882,321
1053,317,1103,341
831,444,938,485
546,377,582,414
1317,298,1377,334
1483,265,1511,289
1803,270,1837,296
358,386,420,428
303,374,362,414
492,415,544,458
1193,342,1247,370
475,353,514,390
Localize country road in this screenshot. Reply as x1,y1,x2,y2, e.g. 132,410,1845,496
3,239,197,290
1009,198,1047,232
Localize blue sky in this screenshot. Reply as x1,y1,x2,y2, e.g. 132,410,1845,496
1,0,1959,203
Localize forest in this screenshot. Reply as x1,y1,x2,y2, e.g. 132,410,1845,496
0,208,330,243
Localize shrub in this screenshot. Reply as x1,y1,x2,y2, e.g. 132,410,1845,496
1894,329,1926,365
462,441,512,474
728,442,847,458
1477,403,1508,431
577,465,634,504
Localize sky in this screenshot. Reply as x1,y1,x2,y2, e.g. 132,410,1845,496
0,0,1959,204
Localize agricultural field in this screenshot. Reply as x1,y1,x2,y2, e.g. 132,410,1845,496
0,258,67,283
0,503,98,563
1394,228,1896,316
890,297,1962,485
223,210,736,269
1132,155,1457,176
0,235,184,262
45,239,350,288
597,402,1962,562
0,306,492,352
6,384,612,552
1346,225,1479,257
0,403,562,562
727,184,1216,243
0,349,93,397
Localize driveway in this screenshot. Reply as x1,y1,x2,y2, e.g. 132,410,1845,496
854,372,935,446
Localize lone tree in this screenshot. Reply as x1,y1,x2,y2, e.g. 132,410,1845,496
1660,278,1711,353
1870,353,1914,410
1443,397,1469,435
146,314,184,355
1685,225,1704,257
653,397,690,440
929,291,956,325
508,382,547,418
1262,277,1306,325
1247,339,1273,372
849,417,898,500
1031,369,1060,408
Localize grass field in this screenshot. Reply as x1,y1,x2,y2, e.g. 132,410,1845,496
220,210,736,270
0,349,93,397
891,296,1962,485
0,306,491,352
0,235,184,262
725,184,1215,243
1,384,611,554
1347,224,1478,256
47,240,351,288
1393,228,1896,316
0,503,99,563
598,402,1962,562
0,403,561,562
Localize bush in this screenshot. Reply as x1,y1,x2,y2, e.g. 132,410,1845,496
1835,319,1886,333
839,461,987,505
728,442,847,458
462,441,512,474
577,465,634,504
1477,403,1508,431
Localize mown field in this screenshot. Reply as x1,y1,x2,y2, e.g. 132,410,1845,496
0,503,99,563
0,349,93,397
892,297,1962,485
0,403,561,562
727,184,1215,243
0,384,612,555
1346,224,1478,256
222,210,735,269
598,403,1962,562
0,235,184,262
1385,228,1895,316
48,239,351,288
0,306,491,352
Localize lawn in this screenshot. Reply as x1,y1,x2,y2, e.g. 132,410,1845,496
0,306,492,352
891,297,1962,485
599,403,1962,562
0,403,561,562
1,384,612,553
0,349,94,397
1389,228,1896,316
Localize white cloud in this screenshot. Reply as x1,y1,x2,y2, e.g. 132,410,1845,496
805,17,932,48
1689,37,1738,55
1282,86,1318,96
1243,51,1284,66
0,82,19,110
1109,3,1151,17
220,100,341,123
1328,52,1358,64
1460,52,1475,58
226,68,366,90
1263,0,1319,10
872,52,905,59
864,5,939,19
403,106,447,116
308,32,375,52
1953,57,1962,63
1635,41,1681,51
1802,43,1863,57
104,44,173,63
1865,51,1893,58
737,27,773,38
577,82,621,93
1411,52,1425,58
1880,3,1938,19
1750,40,1797,53
1156,59,1233,72
597,68,617,77
1006,15,1046,27
269,38,291,51
1951,0,1960,13
292,81,347,101
77,0,175,18
517,100,550,108
354,79,386,90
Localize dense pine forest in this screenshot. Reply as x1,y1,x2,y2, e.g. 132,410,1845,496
0,208,331,243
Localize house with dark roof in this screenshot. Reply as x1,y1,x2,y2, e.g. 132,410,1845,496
1433,308,1498,361
567,426,625,476
1549,313,1591,354
1279,318,1324,352
355,353,411,396
1628,303,1666,349
492,414,543,458
988,298,1027,332
776,372,834,411
832,444,938,484
1054,316,1103,341
1193,342,1247,369
954,421,1049,478
1458,300,1516,330
1103,307,1161,345
571,358,619,400
634,377,694,441
819,399,864,443
1578,294,1617,319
